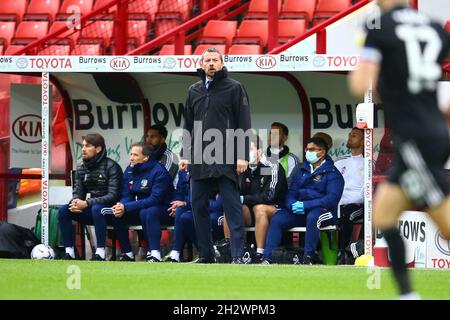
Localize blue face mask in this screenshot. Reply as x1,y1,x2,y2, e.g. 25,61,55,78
305,150,320,164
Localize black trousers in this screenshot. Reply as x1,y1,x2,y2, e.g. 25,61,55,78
339,203,364,250
191,176,244,258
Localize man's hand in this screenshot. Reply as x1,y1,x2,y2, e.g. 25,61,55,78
168,200,186,217
112,202,125,218
236,159,248,175
69,199,85,213
179,159,189,171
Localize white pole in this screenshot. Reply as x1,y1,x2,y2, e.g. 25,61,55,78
363,84,373,256
41,72,50,246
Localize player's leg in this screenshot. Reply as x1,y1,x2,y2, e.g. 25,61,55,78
427,197,450,240
373,182,413,296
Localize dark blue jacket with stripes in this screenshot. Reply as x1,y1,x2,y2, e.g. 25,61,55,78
285,155,344,216
240,161,288,207
120,159,173,213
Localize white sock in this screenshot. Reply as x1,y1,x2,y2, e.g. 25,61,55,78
151,250,161,261
125,252,134,259
65,247,75,258
257,248,264,255
96,247,105,259
170,250,180,261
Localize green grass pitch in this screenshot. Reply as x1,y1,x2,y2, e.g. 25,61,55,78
1,259,449,300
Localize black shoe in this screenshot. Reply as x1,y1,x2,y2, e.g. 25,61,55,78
90,254,105,261
194,257,216,264
252,253,264,264
63,253,75,260
231,257,244,264
301,254,313,265
118,254,135,262
146,254,161,262
166,257,180,263
337,251,347,265
261,259,272,265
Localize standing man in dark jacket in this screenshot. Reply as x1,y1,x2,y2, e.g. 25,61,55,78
179,48,252,264
58,133,123,261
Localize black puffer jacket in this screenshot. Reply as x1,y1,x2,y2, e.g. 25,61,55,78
181,67,251,183
72,148,123,206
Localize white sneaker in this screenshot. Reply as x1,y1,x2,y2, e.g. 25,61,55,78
397,292,421,300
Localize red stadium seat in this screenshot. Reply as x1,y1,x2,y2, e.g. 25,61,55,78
0,0,28,22
278,19,306,44
194,44,227,55
38,44,71,55
154,18,180,38
48,20,80,47
71,43,102,55
246,0,282,19
228,44,262,54
158,0,191,21
128,20,149,46
25,0,61,22
93,0,117,12
12,21,49,45
0,21,16,47
128,0,160,22
233,20,268,47
58,0,94,19
198,20,237,48
313,0,351,26
79,20,114,48
445,20,450,33
158,44,192,55
280,0,317,23
5,45,27,55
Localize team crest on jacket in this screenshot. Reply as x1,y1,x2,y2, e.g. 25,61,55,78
141,179,148,188
313,174,323,182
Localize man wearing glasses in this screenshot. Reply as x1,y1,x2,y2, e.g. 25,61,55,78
262,136,344,265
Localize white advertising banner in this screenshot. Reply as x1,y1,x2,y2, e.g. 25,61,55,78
398,211,450,269
10,84,43,168
0,55,360,73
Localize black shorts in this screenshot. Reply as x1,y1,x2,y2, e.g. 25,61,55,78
388,134,450,208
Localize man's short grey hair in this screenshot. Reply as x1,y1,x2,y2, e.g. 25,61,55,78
201,47,224,63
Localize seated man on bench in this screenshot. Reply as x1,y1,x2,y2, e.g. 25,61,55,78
58,133,123,261
334,127,365,264
263,136,344,265
111,141,173,262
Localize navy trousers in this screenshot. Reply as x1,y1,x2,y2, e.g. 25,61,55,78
111,209,141,253
191,176,244,258
58,204,110,248
139,205,173,252
264,207,336,259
